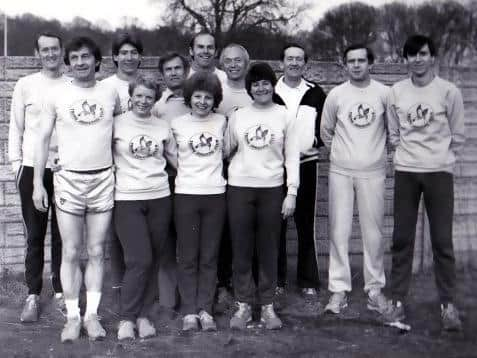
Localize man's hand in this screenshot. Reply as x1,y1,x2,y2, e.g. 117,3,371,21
281,194,296,219
32,185,49,212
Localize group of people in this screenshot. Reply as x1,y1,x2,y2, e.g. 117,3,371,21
8,29,465,343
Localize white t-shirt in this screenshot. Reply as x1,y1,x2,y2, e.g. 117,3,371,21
216,81,253,116
101,74,131,115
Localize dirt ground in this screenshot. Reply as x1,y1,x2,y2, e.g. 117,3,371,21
1,260,476,358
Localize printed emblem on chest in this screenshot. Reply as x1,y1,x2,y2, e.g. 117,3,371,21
406,103,434,128
129,135,159,159
348,103,376,127
189,132,220,156
69,99,104,125
244,124,274,150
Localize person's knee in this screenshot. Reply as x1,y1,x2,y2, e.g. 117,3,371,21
62,245,81,263
87,244,105,262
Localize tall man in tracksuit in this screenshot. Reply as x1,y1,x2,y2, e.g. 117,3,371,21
385,35,465,331
275,43,326,296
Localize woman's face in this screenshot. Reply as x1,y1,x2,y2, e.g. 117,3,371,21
190,90,214,117
250,80,274,105
131,85,156,117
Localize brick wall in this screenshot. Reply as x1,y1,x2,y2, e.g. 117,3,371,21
1,57,476,273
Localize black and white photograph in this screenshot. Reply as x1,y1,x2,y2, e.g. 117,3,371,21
0,0,476,356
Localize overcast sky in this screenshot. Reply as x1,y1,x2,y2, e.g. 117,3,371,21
0,0,453,31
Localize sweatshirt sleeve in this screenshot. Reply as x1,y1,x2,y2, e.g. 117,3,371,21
446,85,466,159
320,90,337,150
8,79,25,164
311,86,327,148
224,111,238,159
284,113,300,196
163,127,178,170
386,87,400,149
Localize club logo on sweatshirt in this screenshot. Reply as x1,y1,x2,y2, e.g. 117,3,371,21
245,124,274,150
348,103,375,127
69,99,104,125
406,103,434,127
189,132,220,156
129,135,159,159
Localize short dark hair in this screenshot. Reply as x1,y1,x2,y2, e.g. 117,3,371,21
35,32,62,51
403,34,436,59
64,36,102,72
111,32,144,67
281,43,308,63
188,31,216,50
158,52,190,74
183,72,223,110
128,75,162,102
245,62,277,97
343,44,375,64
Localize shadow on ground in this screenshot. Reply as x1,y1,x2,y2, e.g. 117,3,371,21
1,262,477,357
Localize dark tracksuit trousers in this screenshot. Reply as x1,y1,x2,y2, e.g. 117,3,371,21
17,166,62,295
217,161,232,290
109,230,125,289
228,186,284,305
175,194,226,315
278,160,320,288
390,171,456,304
114,197,171,321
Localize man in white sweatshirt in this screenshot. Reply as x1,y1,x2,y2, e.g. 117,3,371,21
385,35,465,331
320,44,389,315
8,32,67,323
33,36,120,342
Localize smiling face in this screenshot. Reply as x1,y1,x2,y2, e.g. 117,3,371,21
406,44,435,78
345,48,370,83
222,46,248,81
68,46,97,81
131,85,156,117
190,34,216,70
283,46,306,81
162,56,187,91
36,35,63,71
250,80,274,106
190,90,214,117
114,43,141,76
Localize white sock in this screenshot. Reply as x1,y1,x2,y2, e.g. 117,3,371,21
65,298,80,319
84,291,102,319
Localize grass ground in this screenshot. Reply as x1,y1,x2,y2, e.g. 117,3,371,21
1,261,476,357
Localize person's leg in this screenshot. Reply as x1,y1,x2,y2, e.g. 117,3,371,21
277,219,288,288
355,174,386,294
422,172,456,304
327,171,354,293
295,161,320,289
228,186,257,305
256,187,283,305
217,218,233,290
17,166,50,296
109,229,125,289
390,171,422,303
44,168,63,294
197,194,226,314
142,196,172,319
175,194,201,315
114,200,152,322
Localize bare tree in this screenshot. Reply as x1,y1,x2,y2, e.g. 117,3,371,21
160,0,306,46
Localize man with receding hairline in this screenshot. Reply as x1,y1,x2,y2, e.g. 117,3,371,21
188,31,227,83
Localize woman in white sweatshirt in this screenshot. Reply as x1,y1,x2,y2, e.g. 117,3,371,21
226,63,300,330
170,72,227,332
113,76,177,340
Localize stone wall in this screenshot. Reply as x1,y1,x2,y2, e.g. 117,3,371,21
1,57,476,273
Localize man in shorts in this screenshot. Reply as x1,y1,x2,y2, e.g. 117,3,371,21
33,36,120,342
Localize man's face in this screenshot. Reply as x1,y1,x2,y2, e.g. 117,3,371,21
68,46,97,81
36,36,63,71
345,48,370,82
162,57,186,90
114,43,141,76
283,47,306,80
190,34,216,69
222,46,248,81
406,44,435,77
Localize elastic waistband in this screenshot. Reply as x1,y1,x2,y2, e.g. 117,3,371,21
66,166,112,175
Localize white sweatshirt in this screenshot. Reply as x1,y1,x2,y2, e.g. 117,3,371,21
44,81,119,171
320,80,389,177
151,88,189,123
171,112,227,194
225,104,300,195
8,72,69,168
387,76,465,173
113,111,177,200
101,74,131,115
216,82,252,116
